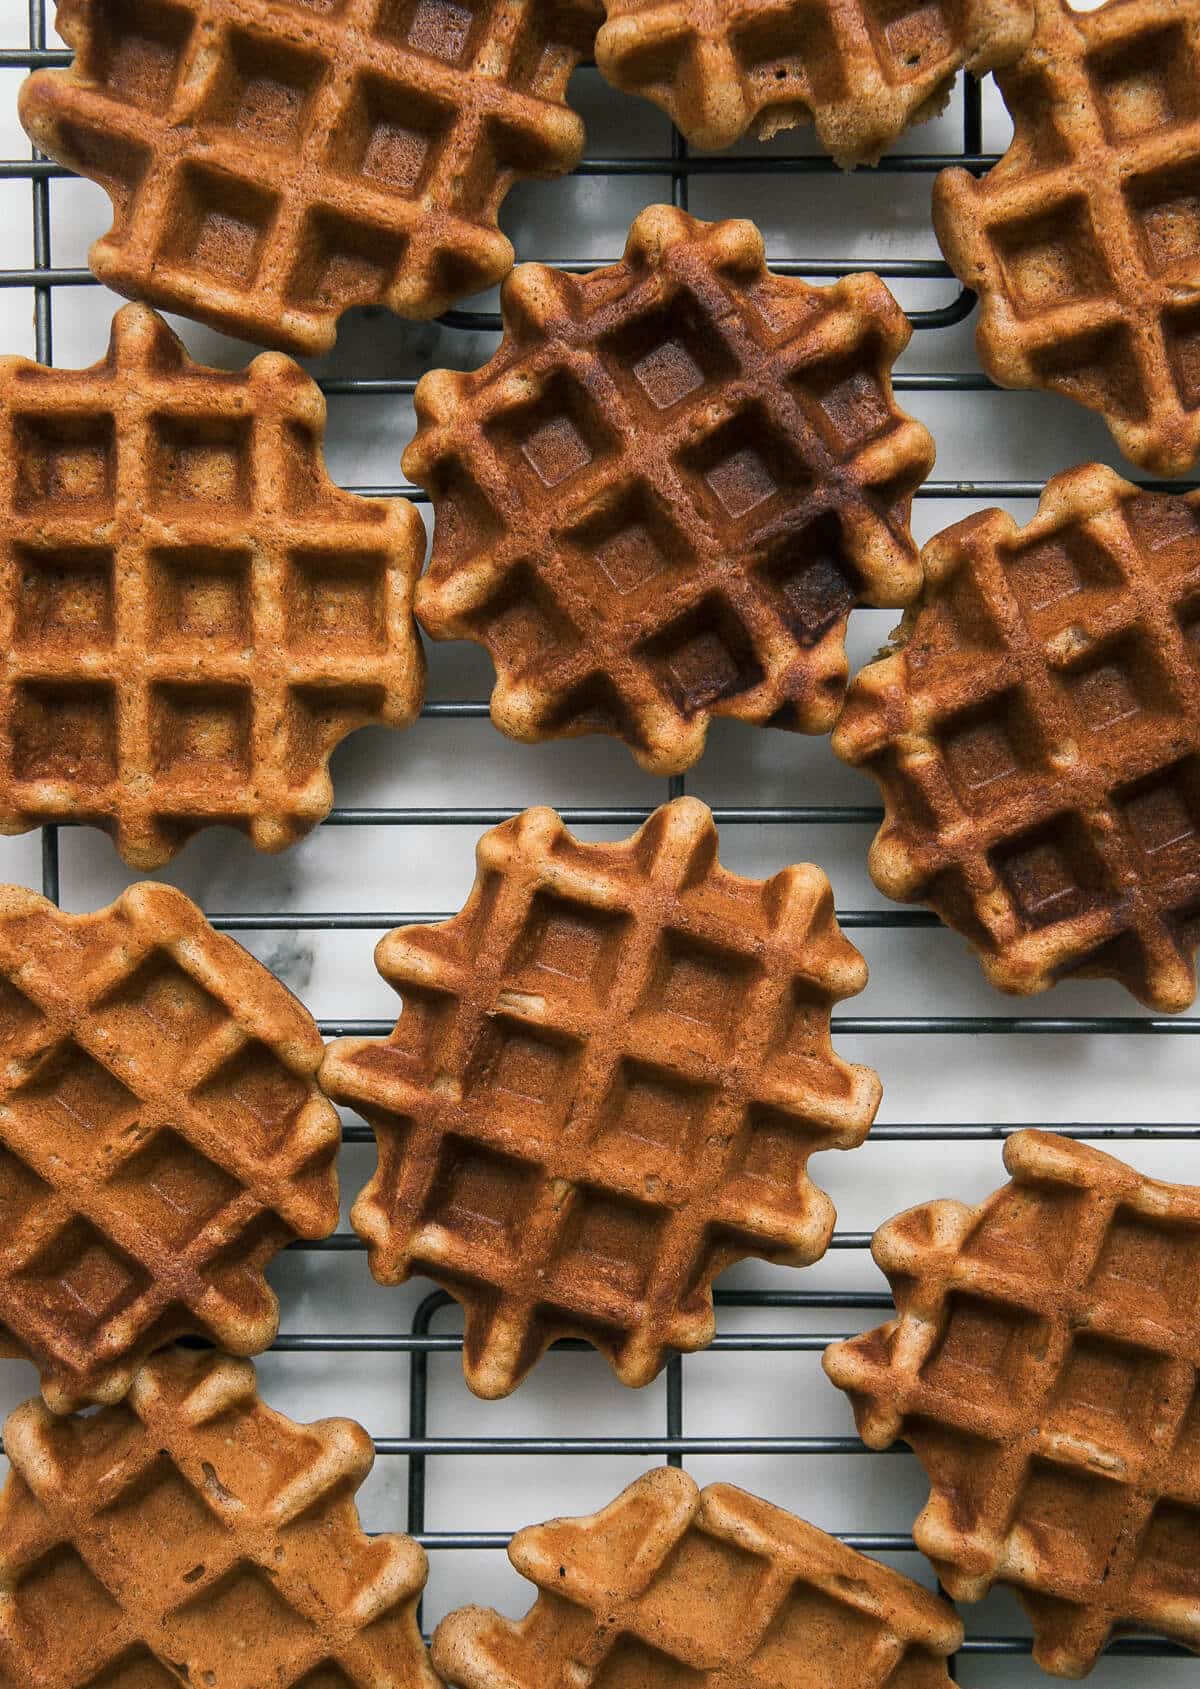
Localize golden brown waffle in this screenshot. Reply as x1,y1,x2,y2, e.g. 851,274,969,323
0,304,424,870
19,0,601,354
407,203,934,776
321,797,880,1398
0,1347,437,1689
824,1131,1200,1678
833,463,1200,1012
597,0,1033,164
433,1466,963,1686
0,881,339,1415
934,0,1200,476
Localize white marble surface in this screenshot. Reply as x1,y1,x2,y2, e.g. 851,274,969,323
0,7,1197,1681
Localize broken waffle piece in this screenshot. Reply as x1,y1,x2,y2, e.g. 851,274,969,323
834,463,1200,1012
407,203,934,775
433,1466,963,1686
0,304,425,869
824,1130,1200,1678
18,0,601,354
597,0,1034,164
321,797,880,1398
0,881,339,1415
0,1347,438,1688
934,0,1200,476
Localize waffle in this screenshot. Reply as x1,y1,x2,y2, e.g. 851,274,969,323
321,796,880,1398
433,1466,963,1686
597,0,1034,164
0,880,339,1415
833,462,1200,1012
0,304,424,869
824,1130,1200,1678
407,203,934,776
0,1347,437,1689
934,0,1200,476
18,0,601,355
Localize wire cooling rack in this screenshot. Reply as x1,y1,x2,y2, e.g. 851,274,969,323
3,2,1200,1683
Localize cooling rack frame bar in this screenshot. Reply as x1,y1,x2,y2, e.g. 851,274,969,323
5,3,1198,1675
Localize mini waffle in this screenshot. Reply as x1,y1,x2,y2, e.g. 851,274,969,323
407,203,934,776
833,463,1200,1012
597,0,1034,164
824,1131,1200,1678
934,0,1200,476
19,0,601,354
0,1347,437,1688
433,1466,963,1686
0,881,339,1415
321,797,880,1398
0,304,424,869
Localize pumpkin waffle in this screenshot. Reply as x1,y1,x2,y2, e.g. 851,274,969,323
834,463,1200,1012
934,0,1200,476
18,0,601,355
407,203,934,776
0,1347,437,1689
433,1466,963,1686
824,1130,1200,1678
596,0,1034,164
0,304,424,869
321,796,880,1398
0,881,339,1415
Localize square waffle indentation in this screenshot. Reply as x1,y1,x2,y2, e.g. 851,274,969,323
12,1040,137,1149
100,1454,230,1588
196,1040,309,1155
680,406,808,523
592,1060,712,1169
21,1220,150,1343
920,1292,1047,1420
13,1546,123,1654
169,1562,315,1677
12,412,116,511
109,1129,242,1250
639,1526,769,1654
508,892,629,1005
757,513,858,649
151,684,252,781
1010,1459,1126,1586
14,545,115,649
601,295,737,417
1133,1502,1200,1602
152,414,252,509
0,1144,52,1233
150,546,251,645
1114,759,1200,888
1089,1205,1200,1327
288,208,409,310
990,813,1116,931
199,26,325,151
91,0,195,113
1126,160,1200,277
328,74,451,196
1087,23,1198,143
938,689,1044,812
162,164,278,288
993,199,1110,318
1058,631,1169,736
378,0,484,63
466,1018,580,1129
11,682,117,787
1045,1334,1171,1468
555,1185,667,1303
561,480,691,600
642,929,758,1053
98,949,227,1045
287,547,388,650
590,1636,702,1687
492,370,612,493
753,1576,885,1676
421,1135,541,1253
1006,524,1124,622
640,595,765,717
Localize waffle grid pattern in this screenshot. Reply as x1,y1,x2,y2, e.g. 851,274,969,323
0,304,424,869
934,0,1200,476
0,882,339,1414
0,1348,436,1688
18,0,601,353
597,0,1034,163
433,1467,962,1685
834,464,1200,1011
322,798,880,1397
824,1131,1200,1676
409,204,934,776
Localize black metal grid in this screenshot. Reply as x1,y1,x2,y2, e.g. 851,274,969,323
4,0,1199,1675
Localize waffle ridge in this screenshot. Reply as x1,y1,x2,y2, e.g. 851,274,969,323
824,1130,1200,1677
0,881,340,1415
0,1347,437,1688
834,462,1200,1011
934,0,1200,476
407,204,934,776
597,0,1034,164
433,1466,963,1686
321,797,881,1397
0,304,424,869
18,0,600,354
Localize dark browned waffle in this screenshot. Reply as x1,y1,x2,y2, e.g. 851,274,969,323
321,798,881,1397
0,1347,437,1687
19,0,601,354
434,1467,962,1685
834,462,1200,1011
407,203,935,776
0,304,425,869
825,1131,1200,1677
935,0,1200,475
598,0,1033,163
0,881,339,1414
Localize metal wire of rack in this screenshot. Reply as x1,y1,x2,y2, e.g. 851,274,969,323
3,0,1199,1678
